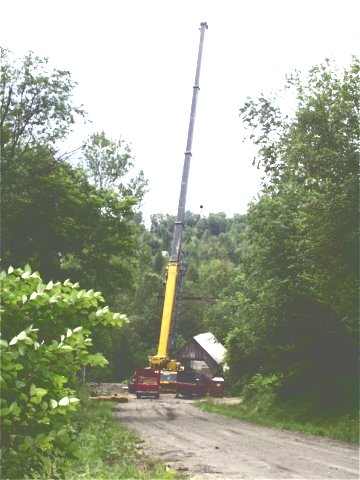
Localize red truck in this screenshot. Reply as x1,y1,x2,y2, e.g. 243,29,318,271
176,369,225,398
130,368,160,399
206,376,225,397
175,369,207,398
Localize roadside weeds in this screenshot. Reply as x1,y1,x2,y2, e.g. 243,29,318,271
197,398,359,444
52,401,181,480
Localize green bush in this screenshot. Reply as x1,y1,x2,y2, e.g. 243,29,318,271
241,373,283,412
0,265,127,479
201,372,358,444
56,401,178,480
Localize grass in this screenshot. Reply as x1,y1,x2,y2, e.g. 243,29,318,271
48,401,180,480
198,398,359,444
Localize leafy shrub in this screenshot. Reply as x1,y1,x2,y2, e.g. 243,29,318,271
241,373,283,412
0,265,127,479
56,401,177,480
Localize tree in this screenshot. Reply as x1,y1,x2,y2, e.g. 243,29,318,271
81,131,147,198
0,47,84,162
1,49,147,381
1,49,143,303
227,58,359,403
1,146,139,299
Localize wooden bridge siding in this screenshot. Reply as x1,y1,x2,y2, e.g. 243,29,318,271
177,340,218,372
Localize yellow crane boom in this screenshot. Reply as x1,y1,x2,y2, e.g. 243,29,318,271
150,22,208,370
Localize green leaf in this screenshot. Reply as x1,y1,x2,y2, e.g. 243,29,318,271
58,345,73,351
58,396,70,406
30,385,48,401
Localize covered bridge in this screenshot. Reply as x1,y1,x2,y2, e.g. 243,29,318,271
176,332,227,377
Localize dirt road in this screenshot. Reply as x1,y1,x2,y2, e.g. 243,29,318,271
114,394,359,480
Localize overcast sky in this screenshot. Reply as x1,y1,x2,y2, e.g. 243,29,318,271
1,0,359,223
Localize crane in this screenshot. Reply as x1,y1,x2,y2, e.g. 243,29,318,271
149,22,208,371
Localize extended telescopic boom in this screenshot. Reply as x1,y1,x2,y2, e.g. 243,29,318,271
150,22,208,369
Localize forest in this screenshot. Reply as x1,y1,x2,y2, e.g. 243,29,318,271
0,46,359,478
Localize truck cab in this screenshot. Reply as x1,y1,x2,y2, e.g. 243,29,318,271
133,368,160,399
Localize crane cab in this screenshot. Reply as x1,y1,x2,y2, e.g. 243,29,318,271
160,370,178,393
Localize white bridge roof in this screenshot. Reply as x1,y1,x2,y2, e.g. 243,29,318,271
193,332,226,365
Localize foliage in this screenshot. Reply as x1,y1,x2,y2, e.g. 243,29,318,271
81,130,147,198
0,48,148,385
226,58,359,405
2,46,358,463
198,398,359,444
0,47,84,159
2,143,140,299
1,49,144,315
241,373,283,410
51,401,179,480
0,266,126,479
238,59,359,326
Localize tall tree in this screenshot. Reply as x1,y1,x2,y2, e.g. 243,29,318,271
227,58,359,403
0,48,84,161
81,131,147,198
0,49,142,307
1,49,148,381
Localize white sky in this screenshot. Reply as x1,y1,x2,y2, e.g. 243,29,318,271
1,0,359,223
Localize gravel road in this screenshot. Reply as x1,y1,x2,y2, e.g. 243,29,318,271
114,394,359,480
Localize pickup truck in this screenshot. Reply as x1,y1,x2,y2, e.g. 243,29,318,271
176,370,225,398
131,368,160,399
175,369,207,398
